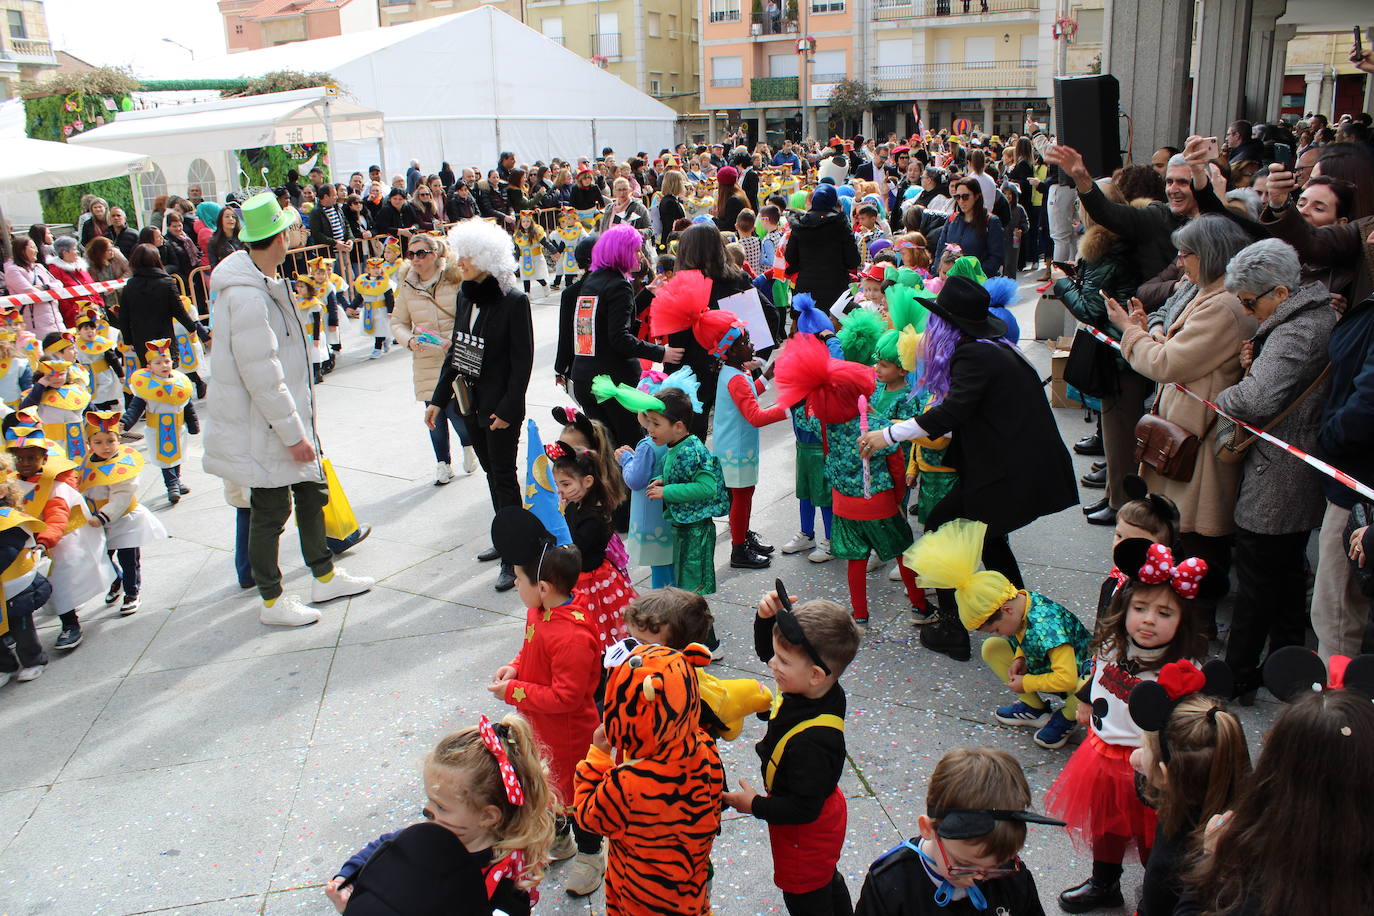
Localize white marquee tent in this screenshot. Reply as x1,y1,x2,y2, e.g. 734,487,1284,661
133,7,677,178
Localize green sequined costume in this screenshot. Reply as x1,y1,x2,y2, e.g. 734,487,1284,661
825,413,914,562
790,405,831,507
1009,592,1095,678
661,434,730,595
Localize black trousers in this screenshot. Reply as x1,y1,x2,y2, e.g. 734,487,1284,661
573,372,643,449
1225,527,1311,687
467,417,522,514
554,814,603,854
925,483,1025,623
783,870,852,916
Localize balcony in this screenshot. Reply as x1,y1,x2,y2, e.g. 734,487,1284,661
2,37,55,63
871,59,1036,94
751,76,798,101
591,32,621,60
711,77,744,88
873,0,1037,22
748,12,797,35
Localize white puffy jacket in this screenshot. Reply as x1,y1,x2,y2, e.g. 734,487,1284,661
202,250,322,489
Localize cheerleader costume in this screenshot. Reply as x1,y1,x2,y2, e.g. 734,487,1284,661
564,499,632,651
1045,644,1179,866
351,274,395,355
75,334,122,410
514,227,550,285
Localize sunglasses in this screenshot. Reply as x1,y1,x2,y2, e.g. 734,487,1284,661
934,836,1022,879
774,578,830,675
953,193,974,200
1237,286,1275,311
409,249,433,258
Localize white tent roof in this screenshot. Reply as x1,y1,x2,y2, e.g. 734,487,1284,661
69,88,384,156
0,136,151,194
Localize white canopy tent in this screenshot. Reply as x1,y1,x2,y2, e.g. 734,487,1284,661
131,7,678,177
0,136,152,194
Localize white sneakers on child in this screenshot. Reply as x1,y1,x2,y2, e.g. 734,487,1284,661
368,348,383,360
462,446,478,474
311,568,375,604
867,552,885,573
260,595,321,627
780,533,815,554
808,538,833,563
435,461,454,485
888,563,902,581
15,665,43,682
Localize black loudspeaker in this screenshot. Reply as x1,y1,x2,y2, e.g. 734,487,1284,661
1054,75,1122,177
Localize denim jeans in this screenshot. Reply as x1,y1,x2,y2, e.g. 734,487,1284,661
427,401,471,463
235,507,254,587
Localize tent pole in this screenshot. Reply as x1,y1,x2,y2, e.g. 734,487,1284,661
323,96,338,183
128,171,142,229
377,136,387,179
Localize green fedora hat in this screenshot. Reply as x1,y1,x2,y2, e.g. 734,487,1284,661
238,191,299,243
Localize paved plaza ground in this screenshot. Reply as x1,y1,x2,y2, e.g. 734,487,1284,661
0,279,1282,914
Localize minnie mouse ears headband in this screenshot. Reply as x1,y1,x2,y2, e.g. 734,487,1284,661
544,439,591,462
552,405,596,442
1262,646,1374,702
1113,538,1207,600
1129,659,1234,762
1122,474,1180,526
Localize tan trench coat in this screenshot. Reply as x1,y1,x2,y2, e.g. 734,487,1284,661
390,262,461,402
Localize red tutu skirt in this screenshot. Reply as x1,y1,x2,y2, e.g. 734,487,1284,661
1045,732,1157,863
575,560,632,651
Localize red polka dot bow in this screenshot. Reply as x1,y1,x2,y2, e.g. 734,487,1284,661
1137,543,1208,599
477,714,525,807
544,441,568,460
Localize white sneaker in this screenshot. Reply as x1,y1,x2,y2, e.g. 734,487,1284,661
0,671,10,687
15,665,43,682
888,563,902,581
867,552,885,573
435,461,454,485
808,539,833,563
260,595,321,627
368,348,382,360
564,848,606,897
780,532,815,554
311,567,374,604
462,446,479,474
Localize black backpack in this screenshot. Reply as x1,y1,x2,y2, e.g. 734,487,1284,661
342,822,490,916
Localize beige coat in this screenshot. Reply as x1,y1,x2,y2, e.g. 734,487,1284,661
1121,286,1258,537
391,261,461,402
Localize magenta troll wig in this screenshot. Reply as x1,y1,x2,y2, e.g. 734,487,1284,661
590,222,643,275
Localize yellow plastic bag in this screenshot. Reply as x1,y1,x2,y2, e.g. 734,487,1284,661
321,458,359,541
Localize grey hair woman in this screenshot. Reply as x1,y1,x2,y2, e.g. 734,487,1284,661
1218,239,1338,690
1106,214,1258,632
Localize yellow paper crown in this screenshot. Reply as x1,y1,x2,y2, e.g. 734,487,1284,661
83,409,123,435
0,308,22,328
365,256,385,268
306,256,335,272
43,331,75,354
38,358,71,375
904,519,1018,630
0,330,17,344
76,304,103,327
144,338,172,359
5,423,47,450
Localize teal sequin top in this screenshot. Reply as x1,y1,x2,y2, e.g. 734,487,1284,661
1009,592,1094,677
660,434,730,525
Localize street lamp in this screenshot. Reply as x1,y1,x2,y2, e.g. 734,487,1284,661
161,38,195,60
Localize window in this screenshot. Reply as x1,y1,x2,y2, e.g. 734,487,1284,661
234,24,244,35
647,12,661,37
876,38,912,68
810,0,844,13
812,49,845,81
650,78,661,94
1074,8,1104,44
711,55,743,87
7,10,25,40
140,163,167,218
1019,34,1036,63
667,13,678,36
542,16,563,44
187,159,218,203
709,0,741,24
769,53,798,77
964,35,994,67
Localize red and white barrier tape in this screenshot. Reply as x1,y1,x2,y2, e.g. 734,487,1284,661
0,278,127,309
1078,323,1374,502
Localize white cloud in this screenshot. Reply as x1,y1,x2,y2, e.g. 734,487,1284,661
45,0,226,73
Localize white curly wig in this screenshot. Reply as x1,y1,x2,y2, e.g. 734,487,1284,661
446,219,518,294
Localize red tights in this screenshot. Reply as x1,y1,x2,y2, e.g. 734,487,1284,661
728,486,754,545
846,555,928,621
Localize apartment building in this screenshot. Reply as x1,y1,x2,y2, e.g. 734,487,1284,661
220,0,380,52
1279,29,1374,122
379,0,701,118
0,0,58,99
700,0,1103,143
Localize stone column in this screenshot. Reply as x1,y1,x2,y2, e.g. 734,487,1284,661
1242,0,1287,122
708,110,719,143
1303,72,1325,118
1191,0,1253,137
1105,0,1194,157
981,98,995,135
1267,24,1298,120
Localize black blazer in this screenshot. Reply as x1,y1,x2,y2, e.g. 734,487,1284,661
431,276,533,429
917,338,1076,534
570,268,666,385
373,202,418,237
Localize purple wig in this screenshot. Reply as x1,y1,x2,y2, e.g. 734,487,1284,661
590,223,643,275
918,312,1016,400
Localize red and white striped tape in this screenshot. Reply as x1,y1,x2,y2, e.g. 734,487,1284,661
1078,323,1374,502
0,278,127,309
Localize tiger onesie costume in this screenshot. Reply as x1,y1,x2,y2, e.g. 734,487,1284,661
573,642,724,915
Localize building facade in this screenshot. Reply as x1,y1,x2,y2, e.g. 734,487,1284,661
1280,29,1374,122
379,0,701,119
699,0,1103,143
220,0,380,53
0,0,58,99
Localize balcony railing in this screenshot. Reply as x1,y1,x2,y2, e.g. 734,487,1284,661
811,72,846,84
3,37,54,60
751,76,799,101
591,32,621,59
711,77,744,87
708,7,742,23
874,0,1037,21
872,60,1035,92
749,12,797,34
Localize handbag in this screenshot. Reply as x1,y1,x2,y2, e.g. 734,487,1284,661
1062,327,1121,399
1343,502,1374,599
320,458,360,542
1214,364,1331,465
1134,387,1215,483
